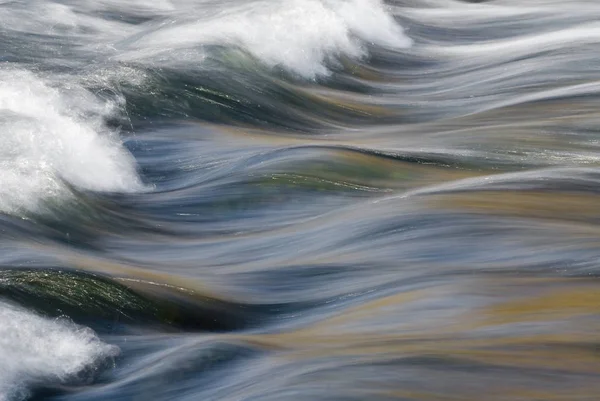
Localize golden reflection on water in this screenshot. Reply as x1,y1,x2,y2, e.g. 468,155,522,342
216,275,600,400
430,191,600,224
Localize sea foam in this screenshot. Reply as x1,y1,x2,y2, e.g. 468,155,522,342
0,68,142,214
0,301,118,401
116,0,413,77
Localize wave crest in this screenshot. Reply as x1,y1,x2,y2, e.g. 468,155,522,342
0,68,142,214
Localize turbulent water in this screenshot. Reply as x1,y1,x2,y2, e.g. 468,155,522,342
2,0,600,400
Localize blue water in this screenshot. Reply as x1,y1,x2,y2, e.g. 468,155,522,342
2,1,600,400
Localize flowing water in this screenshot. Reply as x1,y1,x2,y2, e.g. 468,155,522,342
2,0,600,400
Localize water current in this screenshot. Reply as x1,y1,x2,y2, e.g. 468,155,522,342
2,1,600,400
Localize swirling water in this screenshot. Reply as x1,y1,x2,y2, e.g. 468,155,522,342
2,0,600,400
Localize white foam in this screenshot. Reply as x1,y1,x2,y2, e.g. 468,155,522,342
117,0,412,78
2,0,411,77
0,0,410,212
0,68,143,214
0,301,118,401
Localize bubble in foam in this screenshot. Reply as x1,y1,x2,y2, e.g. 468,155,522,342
117,0,413,78
0,68,143,214
0,301,118,401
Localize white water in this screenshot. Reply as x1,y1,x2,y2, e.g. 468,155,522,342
0,68,142,214
0,302,118,401
116,0,412,77
2,0,411,78
0,0,409,214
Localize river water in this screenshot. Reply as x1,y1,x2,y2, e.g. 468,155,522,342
2,1,600,400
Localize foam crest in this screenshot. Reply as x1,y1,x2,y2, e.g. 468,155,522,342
0,68,142,214
0,301,118,401
118,0,412,77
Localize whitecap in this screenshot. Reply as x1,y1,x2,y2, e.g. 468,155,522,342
0,301,118,401
0,68,143,214
116,0,413,78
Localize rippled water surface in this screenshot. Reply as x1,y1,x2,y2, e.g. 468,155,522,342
3,0,600,400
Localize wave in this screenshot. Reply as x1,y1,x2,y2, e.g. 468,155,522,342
115,0,412,77
0,68,142,214
0,0,412,216
0,301,117,401
3,0,600,400
1,0,411,78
